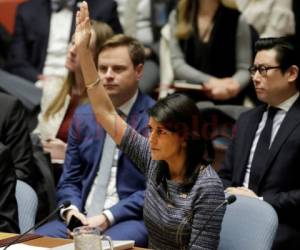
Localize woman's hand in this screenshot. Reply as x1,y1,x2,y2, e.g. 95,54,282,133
42,138,67,160
203,77,241,100
75,1,92,52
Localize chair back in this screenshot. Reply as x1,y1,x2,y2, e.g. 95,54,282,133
15,180,38,233
218,194,278,250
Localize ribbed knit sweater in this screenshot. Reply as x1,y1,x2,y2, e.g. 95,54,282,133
119,126,225,249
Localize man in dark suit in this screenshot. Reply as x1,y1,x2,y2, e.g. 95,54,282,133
36,35,155,247
218,36,300,250
0,143,19,233
0,92,35,187
0,92,37,233
6,0,122,82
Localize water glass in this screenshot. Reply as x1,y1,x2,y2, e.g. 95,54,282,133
73,226,113,250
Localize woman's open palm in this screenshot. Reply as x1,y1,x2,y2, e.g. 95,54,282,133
75,1,92,50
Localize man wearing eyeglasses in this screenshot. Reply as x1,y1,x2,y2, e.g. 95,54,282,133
218,36,300,250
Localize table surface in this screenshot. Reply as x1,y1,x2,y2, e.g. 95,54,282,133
0,233,147,249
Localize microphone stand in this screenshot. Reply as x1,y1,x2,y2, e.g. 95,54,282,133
3,201,71,250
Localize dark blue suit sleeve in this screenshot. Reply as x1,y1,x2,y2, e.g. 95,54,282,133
109,190,145,223
56,115,84,209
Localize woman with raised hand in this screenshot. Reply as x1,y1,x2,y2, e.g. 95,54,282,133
75,2,225,249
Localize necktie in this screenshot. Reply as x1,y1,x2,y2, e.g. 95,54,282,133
86,134,116,216
123,0,139,37
249,107,279,192
86,110,125,216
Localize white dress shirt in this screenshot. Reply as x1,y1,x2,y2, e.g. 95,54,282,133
243,92,299,187
42,8,72,78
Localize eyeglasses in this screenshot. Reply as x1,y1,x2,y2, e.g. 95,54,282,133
248,65,281,77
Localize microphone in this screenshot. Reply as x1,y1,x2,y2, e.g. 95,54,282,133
189,195,236,248
226,194,236,204
3,200,71,250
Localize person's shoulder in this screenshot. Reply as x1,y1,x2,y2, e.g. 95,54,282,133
195,165,223,187
0,92,17,102
86,0,116,8
0,92,20,110
238,105,265,121
71,104,97,131
140,92,156,106
201,165,221,179
191,165,225,200
18,0,44,10
135,91,156,110
74,103,93,115
0,93,24,124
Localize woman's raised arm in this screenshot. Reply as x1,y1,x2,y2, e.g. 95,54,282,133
75,1,127,145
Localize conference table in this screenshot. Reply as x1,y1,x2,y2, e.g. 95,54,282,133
0,233,147,249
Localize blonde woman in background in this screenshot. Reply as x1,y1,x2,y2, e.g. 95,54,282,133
168,0,252,104
33,21,113,169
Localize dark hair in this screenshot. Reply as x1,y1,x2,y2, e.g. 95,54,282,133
148,94,207,185
255,36,299,73
99,34,145,67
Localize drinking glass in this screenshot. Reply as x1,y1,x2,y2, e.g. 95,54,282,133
73,226,113,250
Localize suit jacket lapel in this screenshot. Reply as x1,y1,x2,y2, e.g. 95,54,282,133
126,91,148,129
257,97,300,187
120,91,150,158
235,105,266,184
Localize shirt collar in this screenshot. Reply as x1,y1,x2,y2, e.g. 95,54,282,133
51,0,76,12
274,92,300,112
118,91,139,117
